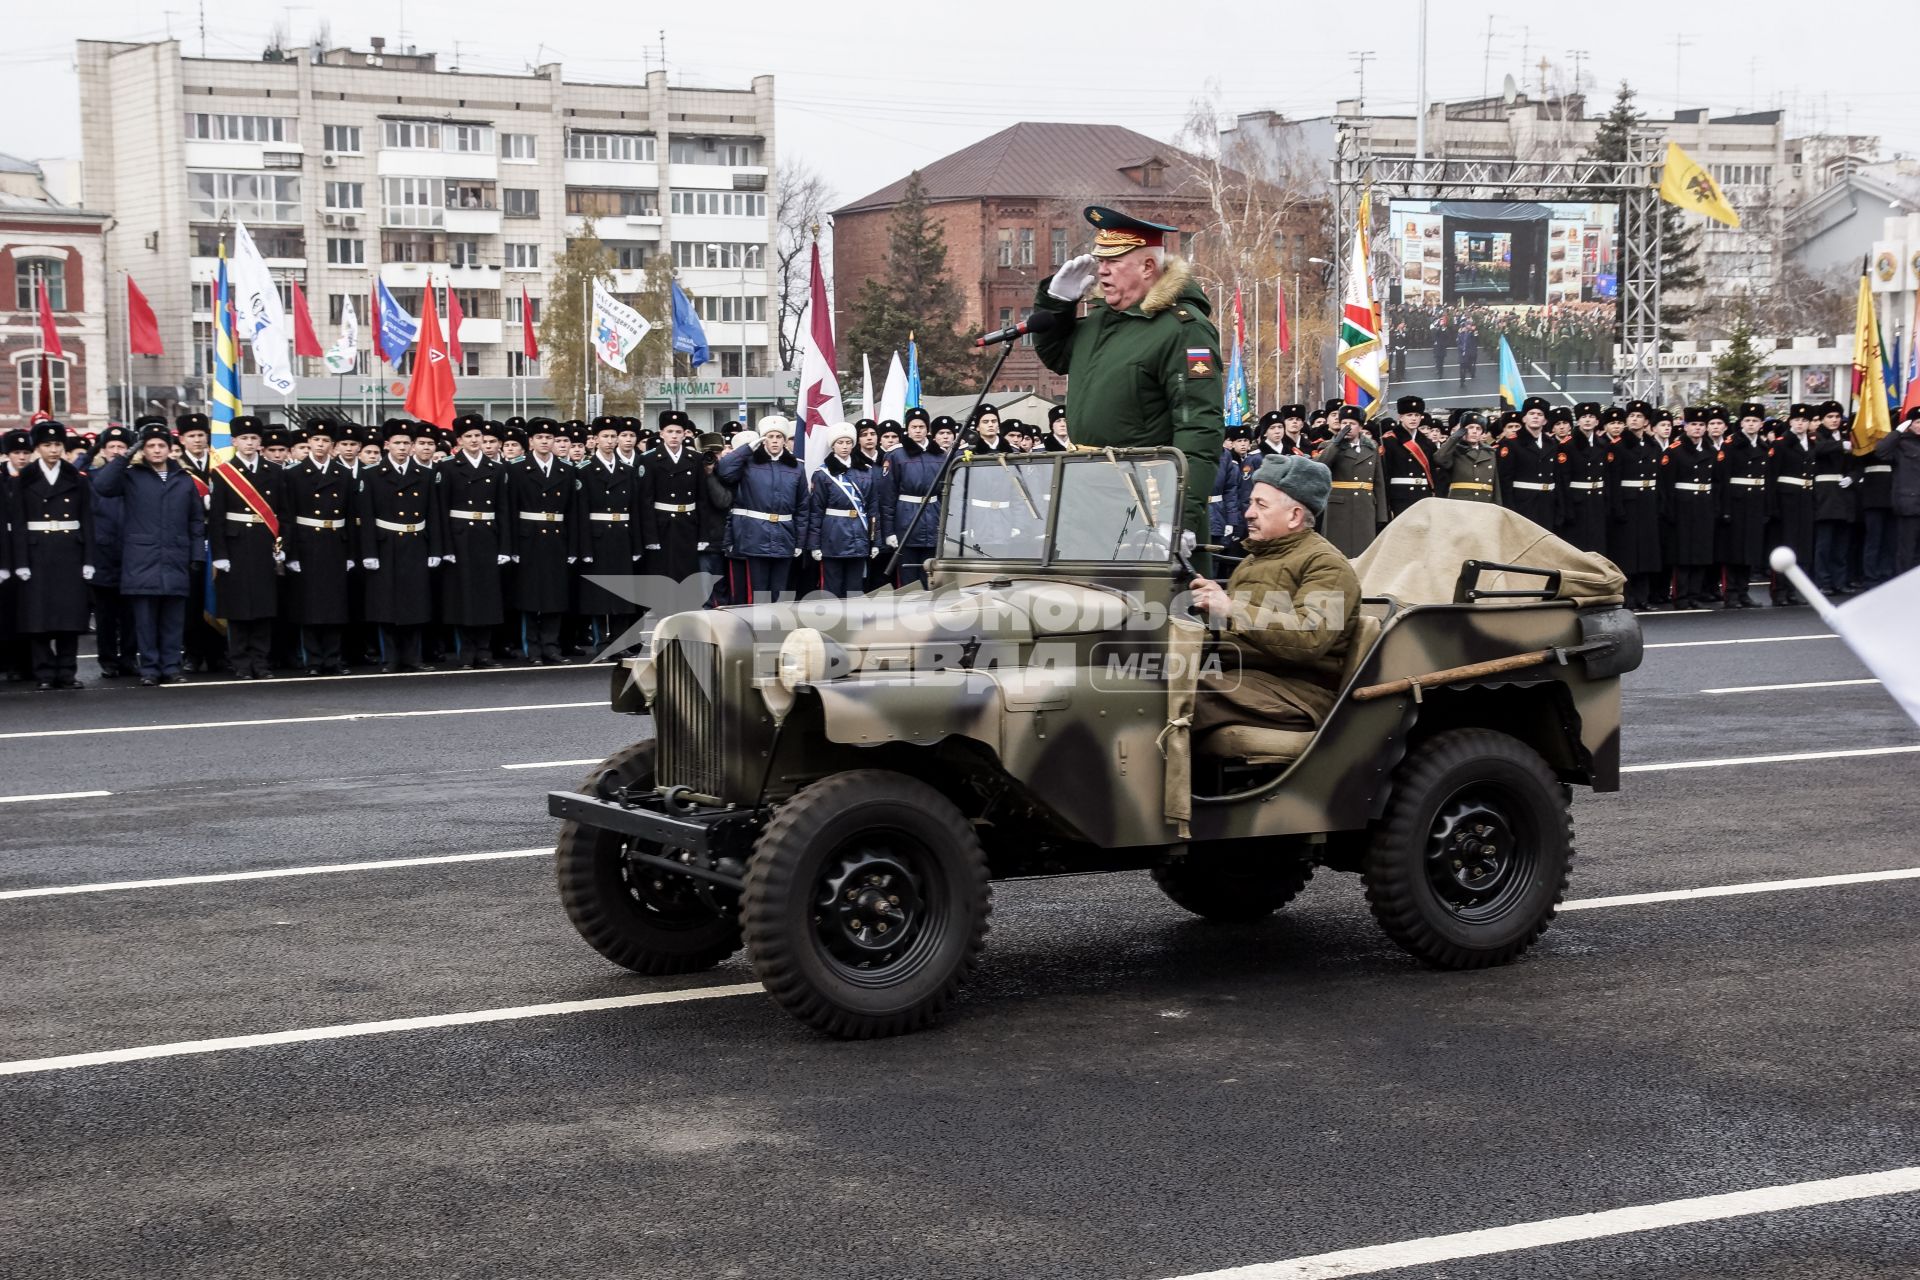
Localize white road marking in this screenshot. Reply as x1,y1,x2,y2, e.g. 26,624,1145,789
169,662,612,689
1645,633,1836,650
1157,1166,1920,1280
0,984,766,1077
0,789,112,806
0,848,551,901
1701,677,1881,695
1562,867,1920,912
1623,744,1920,772
1634,608,1714,616
0,701,603,741
502,758,603,770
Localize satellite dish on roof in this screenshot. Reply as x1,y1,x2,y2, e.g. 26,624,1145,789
1502,74,1518,105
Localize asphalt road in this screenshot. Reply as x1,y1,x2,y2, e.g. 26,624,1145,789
1387,347,1614,412
3,602,1917,1280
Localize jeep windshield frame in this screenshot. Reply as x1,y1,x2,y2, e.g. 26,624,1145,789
937,447,1187,570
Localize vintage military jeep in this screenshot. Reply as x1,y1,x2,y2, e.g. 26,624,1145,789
549,448,1641,1038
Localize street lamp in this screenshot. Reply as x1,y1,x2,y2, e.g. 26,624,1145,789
1298,257,1333,403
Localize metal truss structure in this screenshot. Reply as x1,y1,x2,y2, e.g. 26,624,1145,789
1332,124,1666,402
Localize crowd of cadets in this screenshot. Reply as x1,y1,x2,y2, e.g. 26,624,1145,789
0,402,1075,688
1212,394,1920,611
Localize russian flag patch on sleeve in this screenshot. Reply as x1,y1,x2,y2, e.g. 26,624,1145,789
1186,348,1215,378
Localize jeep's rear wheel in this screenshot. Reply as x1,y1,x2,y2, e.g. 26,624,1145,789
1363,729,1571,969
1153,843,1314,922
555,741,742,974
742,771,990,1039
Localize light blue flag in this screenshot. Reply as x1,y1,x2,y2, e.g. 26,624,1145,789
670,281,710,367
1224,339,1248,426
906,336,922,408
375,279,417,367
1498,334,1527,409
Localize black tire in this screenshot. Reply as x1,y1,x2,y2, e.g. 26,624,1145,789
1363,728,1572,970
742,771,990,1039
1153,844,1314,922
555,741,742,975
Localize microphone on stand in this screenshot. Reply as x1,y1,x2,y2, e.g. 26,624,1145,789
974,311,1059,348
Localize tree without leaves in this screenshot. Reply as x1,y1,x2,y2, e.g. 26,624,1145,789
1586,81,1702,347
774,158,835,373
539,223,675,419
840,171,977,397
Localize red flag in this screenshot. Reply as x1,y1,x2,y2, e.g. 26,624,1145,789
445,286,464,364
127,275,164,355
520,286,539,361
33,354,53,421
403,288,456,429
369,283,383,371
36,276,65,359
289,281,324,358
1275,277,1292,355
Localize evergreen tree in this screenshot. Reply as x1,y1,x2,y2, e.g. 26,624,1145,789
1585,81,1702,346
539,224,674,418
1707,302,1768,406
841,171,977,396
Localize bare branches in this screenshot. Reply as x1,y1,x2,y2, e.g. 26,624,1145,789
774,158,835,372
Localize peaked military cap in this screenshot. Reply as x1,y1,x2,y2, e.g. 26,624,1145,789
1084,206,1180,258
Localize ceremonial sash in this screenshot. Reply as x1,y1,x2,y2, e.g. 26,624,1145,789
214,461,281,538
828,469,868,523
1402,438,1433,487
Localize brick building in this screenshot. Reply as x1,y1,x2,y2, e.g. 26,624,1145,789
1,154,108,426
832,123,1223,401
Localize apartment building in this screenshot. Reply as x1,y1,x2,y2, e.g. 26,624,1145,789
76,37,777,420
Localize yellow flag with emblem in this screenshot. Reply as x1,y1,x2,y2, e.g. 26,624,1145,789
1657,141,1740,228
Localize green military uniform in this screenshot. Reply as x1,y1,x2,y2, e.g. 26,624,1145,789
1435,423,1502,503
1314,412,1388,557
1032,206,1224,560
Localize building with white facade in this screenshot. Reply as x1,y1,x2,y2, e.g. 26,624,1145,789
76,37,778,425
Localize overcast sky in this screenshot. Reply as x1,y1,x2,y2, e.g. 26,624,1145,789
6,0,1915,208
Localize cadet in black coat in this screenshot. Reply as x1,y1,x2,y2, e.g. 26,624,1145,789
1660,414,1720,608
283,423,358,674
508,421,580,663
1810,420,1857,595
573,420,647,651
641,410,705,583
1380,395,1435,518
1767,412,1819,604
1715,406,1771,608
356,421,442,670
205,416,286,678
1604,406,1663,608
9,421,93,688
1558,403,1610,554
1497,397,1560,527
437,417,512,666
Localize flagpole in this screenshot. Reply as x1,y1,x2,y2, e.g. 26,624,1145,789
122,272,133,425
1290,272,1299,404
1252,279,1262,415
580,279,589,419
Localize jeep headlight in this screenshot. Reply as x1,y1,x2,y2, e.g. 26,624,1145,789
777,628,844,690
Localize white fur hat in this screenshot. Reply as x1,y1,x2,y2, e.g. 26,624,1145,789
821,421,856,447
756,414,794,440
730,429,760,451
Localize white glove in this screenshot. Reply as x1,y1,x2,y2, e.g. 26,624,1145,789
442,553,456,565
346,561,356,571
1838,475,1854,489
496,554,511,566
12,568,27,581
885,535,899,548
82,564,95,581
811,550,823,561
428,556,442,569
1180,530,1198,555
567,556,578,565
581,556,592,564
272,548,285,564
212,559,231,572
0,569,9,583
362,557,380,571
287,561,302,573
646,543,661,551
511,555,520,564
869,547,880,559
1048,252,1097,301
791,547,803,558
696,542,709,551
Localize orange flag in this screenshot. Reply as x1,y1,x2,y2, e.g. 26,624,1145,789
403,288,456,429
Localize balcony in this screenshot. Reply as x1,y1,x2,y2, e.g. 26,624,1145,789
566,214,661,243
668,163,766,191
376,262,506,290
443,207,502,235
376,151,498,181
184,141,264,170
456,318,503,346
563,159,660,190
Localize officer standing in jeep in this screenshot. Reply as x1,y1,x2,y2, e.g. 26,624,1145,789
1032,206,1225,565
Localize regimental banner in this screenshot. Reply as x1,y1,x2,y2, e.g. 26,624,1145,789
591,282,653,370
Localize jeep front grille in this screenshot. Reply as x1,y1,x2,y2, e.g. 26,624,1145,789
655,638,726,795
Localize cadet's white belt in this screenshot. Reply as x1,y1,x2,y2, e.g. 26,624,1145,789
588,512,631,522
1814,475,1844,483
224,512,266,524
970,499,1011,509
825,508,859,519
519,511,566,522
25,520,80,532
1675,482,1713,492
1729,477,1765,488
376,519,426,534
1389,476,1429,486
654,502,695,514
1619,479,1656,489
733,509,793,523
449,509,495,521
896,494,929,504
296,516,346,529
1512,481,1555,491
1865,464,1891,474
1568,481,1603,491
1775,476,1811,488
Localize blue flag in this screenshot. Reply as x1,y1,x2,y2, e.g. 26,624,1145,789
1498,334,1527,409
376,279,417,367
670,281,710,367
1223,339,1248,426
906,335,922,409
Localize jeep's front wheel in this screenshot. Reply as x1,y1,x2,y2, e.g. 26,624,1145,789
555,741,743,974
1363,729,1572,969
1153,843,1314,922
742,771,990,1039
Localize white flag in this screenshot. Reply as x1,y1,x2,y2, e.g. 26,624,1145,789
1831,567,1920,728
229,221,296,396
591,281,653,371
324,295,359,374
879,350,907,426
861,354,875,422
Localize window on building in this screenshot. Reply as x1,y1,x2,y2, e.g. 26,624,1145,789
997,229,1013,267
1051,228,1068,266
189,171,302,223
508,351,541,377
185,113,293,143
461,349,483,376
446,124,494,154
14,258,65,311
325,237,365,265
16,356,68,415
382,176,444,227
324,181,364,210
717,350,764,377
506,294,541,324
565,188,657,217
192,225,303,259
444,180,495,211
696,294,766,323
565,132,655,162
610,243,651,270
668,139,761,166
383,120,440,150
323,124,362,153
668,191,767,217
381,232,443,263
503,187,539,218
1018,228,1035,266
502,133,537,162
449,239,483,267
505,243,540,270
671,242,763,269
